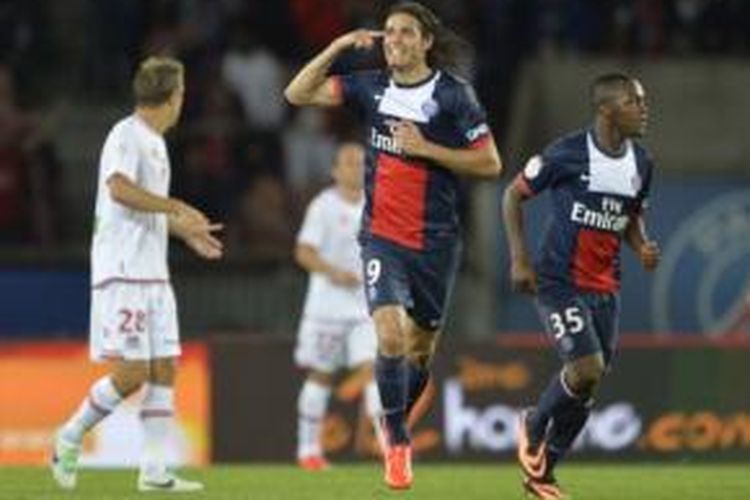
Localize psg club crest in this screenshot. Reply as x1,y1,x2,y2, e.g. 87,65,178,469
421,98,439,119
652,190,750,334
630,174,642,194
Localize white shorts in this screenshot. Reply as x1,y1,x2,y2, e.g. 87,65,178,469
90,281,181,362
294,316,377,373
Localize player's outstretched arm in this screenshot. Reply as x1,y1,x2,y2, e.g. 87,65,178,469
625,214,659,271
390,121,502,178
107,173,205,220
502,180,537,294
284,30,382,107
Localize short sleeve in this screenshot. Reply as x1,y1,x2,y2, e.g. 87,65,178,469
335,71,373,117
514,141,570,197
105,126,139,182
297,195,327,248
635,149,655,213
452,81,490,148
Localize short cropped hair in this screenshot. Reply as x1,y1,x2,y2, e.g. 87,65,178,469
132,57,184,107
590,73,631,108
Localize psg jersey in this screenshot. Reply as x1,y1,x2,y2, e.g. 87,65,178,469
515,129,654,294
334,70,490,251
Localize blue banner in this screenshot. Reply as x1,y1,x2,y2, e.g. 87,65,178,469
496,178,750,334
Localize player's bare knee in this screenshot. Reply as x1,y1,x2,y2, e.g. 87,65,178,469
149,357,177,386
405,323,438,368
308,370,334,386
406,347,433,370
373,307,406,356
351,362,374,379
379,333,405,356
111,360,149,396
565,355,606,395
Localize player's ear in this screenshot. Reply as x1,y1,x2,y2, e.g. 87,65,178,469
597,101,614,118
422,33,434,52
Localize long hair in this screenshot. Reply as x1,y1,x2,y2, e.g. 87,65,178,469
386,2,473,76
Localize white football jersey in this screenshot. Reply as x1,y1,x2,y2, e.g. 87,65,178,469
91,114,171,286
297,187,367,320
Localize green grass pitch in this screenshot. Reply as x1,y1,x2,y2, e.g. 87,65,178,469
2,463,748,499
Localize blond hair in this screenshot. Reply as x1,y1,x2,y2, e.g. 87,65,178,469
132,56,184,107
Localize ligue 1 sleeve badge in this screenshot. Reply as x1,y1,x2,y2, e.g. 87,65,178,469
652,191,750,334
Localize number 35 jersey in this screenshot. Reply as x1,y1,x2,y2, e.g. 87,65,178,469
513,129,655,295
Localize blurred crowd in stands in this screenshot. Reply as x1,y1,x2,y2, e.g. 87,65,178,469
2,0,750,259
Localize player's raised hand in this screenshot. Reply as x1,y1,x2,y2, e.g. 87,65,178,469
328,268,361,288
390,120,430,157
332,29,383,52
510,258,538,295
638,241,660,271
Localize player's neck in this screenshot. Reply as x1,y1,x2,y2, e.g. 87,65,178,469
593,119,626,157
135,107,169,135
390,63,433,86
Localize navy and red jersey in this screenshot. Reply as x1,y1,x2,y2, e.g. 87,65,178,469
513,129,654,295
333,70,490,251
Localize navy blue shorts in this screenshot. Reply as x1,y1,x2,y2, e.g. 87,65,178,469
535,291,620,365
360,236,461,331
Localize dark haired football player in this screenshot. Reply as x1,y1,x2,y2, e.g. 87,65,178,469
503,73,660,499
285,1,502,489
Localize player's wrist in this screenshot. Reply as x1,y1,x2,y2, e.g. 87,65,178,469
420,140,438,160
166,198,184,215
510,251,531,265
327,37,349,56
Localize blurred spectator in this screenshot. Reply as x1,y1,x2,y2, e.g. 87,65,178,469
83,0,140,100
0,0,56,98
4,0,750,255
288,0,347,52
282,108,336,205
174,78,244,221
227,174,295,261
221,29,286,133
0,65,61,245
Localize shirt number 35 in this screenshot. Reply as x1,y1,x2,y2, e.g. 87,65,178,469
548,307,584,340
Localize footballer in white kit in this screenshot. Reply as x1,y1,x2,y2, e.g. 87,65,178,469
90,112,178,362
51,57,222,493
293,143,383,470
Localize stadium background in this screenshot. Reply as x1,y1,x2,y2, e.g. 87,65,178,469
0,0,748,472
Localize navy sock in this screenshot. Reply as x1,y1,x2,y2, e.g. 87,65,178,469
546,399,591,471
405,362,429,418
375,354,409,445
528,372,582,445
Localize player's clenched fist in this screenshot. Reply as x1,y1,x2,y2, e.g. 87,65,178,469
637,241,660,271
510,258,538,295
389,120,430,157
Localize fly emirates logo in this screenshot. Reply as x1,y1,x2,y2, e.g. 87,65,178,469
571,196,630,233
370,126,402,155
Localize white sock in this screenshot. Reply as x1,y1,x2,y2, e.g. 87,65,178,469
139,383,175,479
364,380,386,453
60,376,122,444
297,380,331,459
